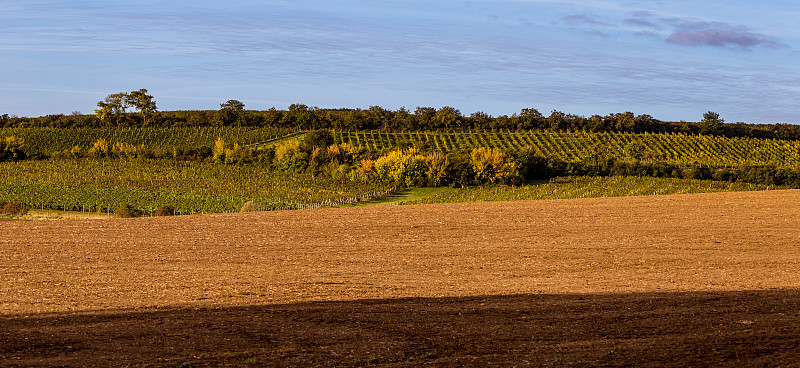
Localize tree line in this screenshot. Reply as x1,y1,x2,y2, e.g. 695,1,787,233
2,92,799,140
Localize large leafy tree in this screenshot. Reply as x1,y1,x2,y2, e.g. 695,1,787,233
281,103,318,129
94,92,128,125
433,106,462,130
518,108,544,130
127,89,157,125
700,111,724,135
220,99,245,111
216,100,246,126
414,107,436,129
94,89,157,125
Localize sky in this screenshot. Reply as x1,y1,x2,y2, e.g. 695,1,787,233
2,0,799,123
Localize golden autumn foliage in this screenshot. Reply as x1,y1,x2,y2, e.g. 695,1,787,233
470,147,518,184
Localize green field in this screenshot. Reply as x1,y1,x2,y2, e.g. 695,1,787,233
400,176,786,205
0,159,393,214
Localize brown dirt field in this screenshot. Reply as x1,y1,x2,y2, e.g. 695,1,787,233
2,190,800,367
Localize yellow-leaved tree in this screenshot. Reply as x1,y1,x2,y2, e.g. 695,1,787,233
374,149,427,187
470,147,519,184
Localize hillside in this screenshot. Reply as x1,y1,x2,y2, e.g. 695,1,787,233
2,127,799,216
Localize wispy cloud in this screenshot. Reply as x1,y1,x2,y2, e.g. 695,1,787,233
664,20,781,49
559,14,611,27
623,18,661,29
2,1,798,122
622,12,782,50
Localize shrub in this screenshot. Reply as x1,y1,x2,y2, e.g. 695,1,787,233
0,201,28,216
329,163,352,182
112,142,141,158
274,140,307,172
300,129,334,151
212,137,227,163
470,147,519,184
116,204,143,218
224,144,252,164
374,149,427,186
87,139,110,158
348,159,375,182
154,205,175,216
0,136,26,161
425,151,449,187
240,201,259,212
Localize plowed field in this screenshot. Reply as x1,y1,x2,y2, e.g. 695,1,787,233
2,190,800,367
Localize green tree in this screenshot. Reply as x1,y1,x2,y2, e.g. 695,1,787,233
300,129,334,151
221,99,245,111
433,106,461,130
94,92,128,125
395,107,416,130
127,89,157,125
470,111,492,130
217,100,246,126
281,104,318,129
700,111,724,135
606,112,635,132
414,107,436,129
547,110,566,130
587,114,606,132
367,105,395,130
518,108,544,130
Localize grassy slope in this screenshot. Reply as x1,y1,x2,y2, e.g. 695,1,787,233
402,176,787,205
340,187,452,207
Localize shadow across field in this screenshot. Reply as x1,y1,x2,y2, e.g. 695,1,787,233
2,290,800,367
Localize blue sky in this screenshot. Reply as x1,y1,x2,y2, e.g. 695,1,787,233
2,0,799,123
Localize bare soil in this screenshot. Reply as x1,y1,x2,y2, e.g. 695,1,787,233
2,190,800,367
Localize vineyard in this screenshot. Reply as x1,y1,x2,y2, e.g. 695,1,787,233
333,130,800,167
2,127,799,216
402,176,786,205
0,159,393,214
0,126,298,157
3,127,799,168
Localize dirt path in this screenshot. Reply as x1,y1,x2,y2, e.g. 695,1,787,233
2,190,800,366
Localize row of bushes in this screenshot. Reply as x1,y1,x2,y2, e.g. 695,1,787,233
520,154,800,187
0,202,173,218
4,106,799,140
118,201,259,218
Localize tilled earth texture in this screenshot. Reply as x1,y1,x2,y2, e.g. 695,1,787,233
2,190,800,367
